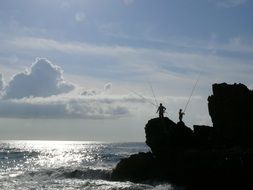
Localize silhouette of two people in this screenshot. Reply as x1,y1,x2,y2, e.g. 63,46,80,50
157,103,166,118
156,104,185,121
179,109,185,122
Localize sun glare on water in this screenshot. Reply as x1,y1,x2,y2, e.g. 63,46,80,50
1,140,106,170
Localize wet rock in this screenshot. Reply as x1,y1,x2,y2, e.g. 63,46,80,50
110,152,156,182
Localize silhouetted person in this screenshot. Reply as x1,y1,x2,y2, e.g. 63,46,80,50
157,103,166,118
179,109,185,122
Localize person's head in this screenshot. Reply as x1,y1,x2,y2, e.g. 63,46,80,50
180,109,182,112
160,103,162,106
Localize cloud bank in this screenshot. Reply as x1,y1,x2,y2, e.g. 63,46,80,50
0,58,212,126
0,58,148,119
0,95,134,119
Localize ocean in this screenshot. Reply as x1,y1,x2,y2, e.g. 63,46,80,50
0,141,177,190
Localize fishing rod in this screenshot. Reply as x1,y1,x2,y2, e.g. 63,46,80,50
147,81,169,115
127,88,158,108
183,72,202,113
148,80,159,107
128,88,170,115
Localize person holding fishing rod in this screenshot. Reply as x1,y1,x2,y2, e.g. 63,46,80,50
156,103,166,118
179,109,185,122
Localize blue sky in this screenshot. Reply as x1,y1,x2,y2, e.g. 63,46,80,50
0,0,253,141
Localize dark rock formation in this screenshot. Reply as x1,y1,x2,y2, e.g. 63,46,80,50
193,125,213,147
145,117,194,157
111,83,253,189
110,152,156,182
208,83,253,147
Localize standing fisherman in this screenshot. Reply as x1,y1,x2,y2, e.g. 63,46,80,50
179,109,185,122
157,103,166,118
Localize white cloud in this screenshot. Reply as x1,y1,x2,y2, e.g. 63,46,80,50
6,36,253,94
104,82,112,92
9,37,138,57
0,73,4,91
0,95,134,119
0,58,150,119
75,12,86,22
0,58,212,125
81,88,100,96
210,0,248,8
0,90,209,126
4,36,253,95
9,36,253,66
2,58,75,99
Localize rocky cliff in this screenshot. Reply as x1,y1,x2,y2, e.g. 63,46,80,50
208,83,253,146
145,118,193,157
111,83,253,189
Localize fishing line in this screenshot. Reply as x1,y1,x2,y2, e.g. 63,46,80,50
126,88,158,108
183,71,202,113
148,80,159,107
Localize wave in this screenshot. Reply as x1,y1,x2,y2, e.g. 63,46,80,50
3,166,179,190
18,167,112,181
78,181,173,190
13,168,179,190
0,149,38,160
63,168,112,180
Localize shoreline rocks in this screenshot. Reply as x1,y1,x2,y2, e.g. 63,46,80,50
111,83,253,189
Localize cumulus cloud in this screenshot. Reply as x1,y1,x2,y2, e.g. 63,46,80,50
0,58,211,125
2,58,74,99
0,58,148,119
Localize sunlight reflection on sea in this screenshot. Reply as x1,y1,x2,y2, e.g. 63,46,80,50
0,141,177,190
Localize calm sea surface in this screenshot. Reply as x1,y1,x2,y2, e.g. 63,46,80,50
0,141,177,190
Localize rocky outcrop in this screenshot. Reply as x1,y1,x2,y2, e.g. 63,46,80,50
145,118,194,157
111,83,253,189
208,83,253,146
110,152,156,182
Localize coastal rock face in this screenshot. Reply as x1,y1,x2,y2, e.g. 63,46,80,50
111,83,253,189
208,83,253,146
110,152,156,182
145,118,193,157
193,125,213,147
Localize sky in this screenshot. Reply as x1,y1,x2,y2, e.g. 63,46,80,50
0,0,253,141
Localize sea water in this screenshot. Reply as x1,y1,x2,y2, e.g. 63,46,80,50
0,141,177,190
